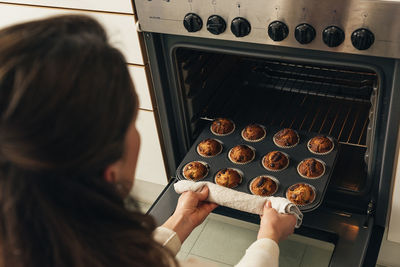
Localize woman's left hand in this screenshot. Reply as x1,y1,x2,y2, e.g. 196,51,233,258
162,186,218,243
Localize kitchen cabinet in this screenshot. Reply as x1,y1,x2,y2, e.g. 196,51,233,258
0,4,143,65
0,0,134,13
128,65,153,111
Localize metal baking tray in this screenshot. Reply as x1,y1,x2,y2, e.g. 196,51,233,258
176,120,339,212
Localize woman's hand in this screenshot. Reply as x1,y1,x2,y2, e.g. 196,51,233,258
162,186,218,243
257,201,297,243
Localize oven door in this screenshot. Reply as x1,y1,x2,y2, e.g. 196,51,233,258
147,178,383,267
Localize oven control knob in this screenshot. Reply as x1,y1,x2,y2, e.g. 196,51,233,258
322,26,345,47
183,13,203,32
351,28,374,50
268,21,289,41
295,23,316,44
207,15,226,35
230,17,251,37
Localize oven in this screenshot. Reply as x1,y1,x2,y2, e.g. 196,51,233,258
133,0,400,266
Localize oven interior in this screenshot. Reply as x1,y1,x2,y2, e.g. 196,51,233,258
175,47,378,213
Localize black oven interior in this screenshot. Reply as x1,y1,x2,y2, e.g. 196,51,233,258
174,47,378,213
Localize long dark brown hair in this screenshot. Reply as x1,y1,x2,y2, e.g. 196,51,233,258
0,15,174,267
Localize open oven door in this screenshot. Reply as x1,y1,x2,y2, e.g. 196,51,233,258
147,178,384,267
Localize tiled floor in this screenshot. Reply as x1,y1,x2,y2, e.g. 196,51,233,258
137,201,335,267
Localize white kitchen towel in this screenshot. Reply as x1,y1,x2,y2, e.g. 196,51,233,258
174,180,303,228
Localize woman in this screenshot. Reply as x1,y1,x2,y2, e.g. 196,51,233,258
0,15,296,267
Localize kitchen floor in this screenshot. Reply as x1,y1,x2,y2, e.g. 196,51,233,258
138,202,334,267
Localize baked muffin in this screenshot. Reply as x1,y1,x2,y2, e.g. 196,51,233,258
308,136,334,154
273,128,299,148
242,124,266,142
210,118,235,135
228,145,255,164
297,158,325,178
249,176,278,196
182,161,208,181
197,138,222,157
262,151,289,171
215,168,242,188
286,183,316,205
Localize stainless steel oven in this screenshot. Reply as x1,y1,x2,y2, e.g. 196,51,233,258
133,0,400,266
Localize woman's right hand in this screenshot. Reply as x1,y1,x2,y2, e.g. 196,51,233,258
257,201,297,243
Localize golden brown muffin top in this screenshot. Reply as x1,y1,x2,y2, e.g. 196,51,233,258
298,158,324,178
262,151,289,170
197,138,222,157
183,161,208,181
229,145,254,163
273,128,299,147
215,168,242,188
211,118,234,135
250,176,278,196
242,124,266,141
308,136,333,154
287,183,315,205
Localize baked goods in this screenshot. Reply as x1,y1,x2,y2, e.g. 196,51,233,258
210,118,235,135
249,176,278,196
182,161,208,181
308,136,334,154
262,151,289,171
215,168,242,188
197,138,222,157
273,128,299,148
297,158,325,178
228,145,255,164
242,124,266,142
286,183,316,205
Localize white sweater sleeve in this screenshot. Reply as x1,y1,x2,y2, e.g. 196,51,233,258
153,226,182,256
235,238,279,267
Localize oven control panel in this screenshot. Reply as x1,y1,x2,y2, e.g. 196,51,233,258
135,0,400,59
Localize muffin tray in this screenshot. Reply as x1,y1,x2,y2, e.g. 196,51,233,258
175,121,339,212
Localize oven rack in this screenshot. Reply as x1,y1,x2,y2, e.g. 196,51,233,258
177,50,376,148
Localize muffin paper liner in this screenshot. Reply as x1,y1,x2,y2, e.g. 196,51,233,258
214,168,243,189
273,130,300,149
262,151,290,172
182,161,209,181
307,137,335,155
249,175,279,196
297,158,326,179
210,122,235,136
196,139,223,158
286,183,317,207
241,125,267,143
228,145,256,165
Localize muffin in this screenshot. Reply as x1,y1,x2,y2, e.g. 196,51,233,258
215,168,242,188
249,176,278,196
262,151,289,171
182,161,209,181
228,145,255,164
297,158,325,178
308,136,334,154
210,118,235,136
286,183,316,205
242,124,266,142
273,128,299,148
197,138,222,157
